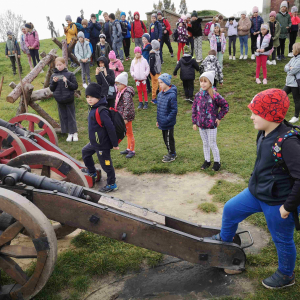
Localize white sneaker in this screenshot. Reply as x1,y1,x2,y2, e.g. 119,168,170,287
66,134,73,142
289,116,299,123
251,54,255,60
288,52,294,57
263,78,267,85
229,55,232,60
239,55,243,60
267,60,273,65
256,78,261,84
83,83,88,89
243,55,248,60
272,60,276,65
73,133,78,142
233,56,236,60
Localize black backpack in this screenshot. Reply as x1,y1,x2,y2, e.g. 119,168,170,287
172,28,178,42
120,21,128,37
95,106,127,144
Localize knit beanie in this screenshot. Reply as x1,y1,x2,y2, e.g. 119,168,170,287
120,12,126,17
7,31,13,36
151,13,157,20
77,31,85,38
157,11,163,16
292,6,298,13
158,73,172,86
241,11,247,15
99,33,106,39
142,33,150,42
178,18,184,23
86,83,102,99
151,39,160,50
91,13,96,18
261,23,269,30
181,15,187,21
248,89,290,123
65,15,72,22
191,10,198,18
108,50,116,59
280,1,288,8
186,13,191,18
183,45,192,55
269,11,277,17
252,6,259,13
134,46,142,54
200,71,215,86
115,72,128,86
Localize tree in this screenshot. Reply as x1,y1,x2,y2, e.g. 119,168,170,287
115,8,121,20
178,0,188,15
0,10,23,42
153,0,163,11
163,0,171,9
170,3,176,12
153,0,176,12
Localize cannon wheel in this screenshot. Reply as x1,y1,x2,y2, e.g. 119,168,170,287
0,126,26,164
7,151,88,239
9,113,59,146
0,188,57,300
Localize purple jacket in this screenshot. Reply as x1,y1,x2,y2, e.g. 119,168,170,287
177,25,188,43
192,89,229,129
25,29,40,49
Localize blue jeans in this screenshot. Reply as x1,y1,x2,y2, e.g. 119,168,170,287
112,38,124,60
221,188,300,276
239,35,248,56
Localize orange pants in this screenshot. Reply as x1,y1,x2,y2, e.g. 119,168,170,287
150,73,161,100
126,121,135,152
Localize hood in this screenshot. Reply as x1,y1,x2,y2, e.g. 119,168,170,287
90,96,108,109
97,56,109,69
205,55,218,63
182,56,193,64
124,86,135,96
164,85,177,96
77,17,82,24
134,12,140,20
53,68,68,74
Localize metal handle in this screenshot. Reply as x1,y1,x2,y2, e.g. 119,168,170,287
236,230,254,249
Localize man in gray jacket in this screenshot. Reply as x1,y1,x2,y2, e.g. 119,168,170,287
109,13,124,61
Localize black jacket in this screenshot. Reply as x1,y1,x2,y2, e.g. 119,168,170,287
88,97,118,150
50,68,78,104
187,18,203,37
173,56,200,80
254,31,273,52
95,56,116,100
248,123,300,212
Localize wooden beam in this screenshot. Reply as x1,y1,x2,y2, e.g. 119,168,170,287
16,83,34,115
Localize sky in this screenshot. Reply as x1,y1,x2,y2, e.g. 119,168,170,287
1,0,264,40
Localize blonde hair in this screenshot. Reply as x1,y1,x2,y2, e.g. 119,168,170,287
55,57,66,65
208,50,217,56
81,19,88,26
293,43,300,55
214,25,221,34
200,77,214,99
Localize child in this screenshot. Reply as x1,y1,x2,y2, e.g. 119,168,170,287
109,50,124,78
81,19,90,41
288,6,300,57
225,17,238,60
75,32,92,89
88,13,102,65
255,24,273,85
130,47,150,109
149,13,163,42
109,13,124,62
210,25,226,69
95,34,111,61
192,71,229,171
156,73,178,163
96,56,116,108
173,45,200,102
149,40,162,104
210,88,300,290
142,33,152,93
115,72,136,158
238,12,251,59
201,50,224,87
250,6,264,60
49,57,79,142
185,13,194,57
5,31,22,76
103,12,113,48
64,15,78,68
267,11,281,65
131,12,148,48
120,12,132,61
20,26,33,70
25,22,42,68
82,83,119,193
177,18,188,62
276,1,292,60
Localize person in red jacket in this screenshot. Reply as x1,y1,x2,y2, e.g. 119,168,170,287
131,12,147,49
288,6,300,57
157,11,174,63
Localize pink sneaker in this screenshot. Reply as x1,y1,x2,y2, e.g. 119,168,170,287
263,79,268,85
256,78,261,84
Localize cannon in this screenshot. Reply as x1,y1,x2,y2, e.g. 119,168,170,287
0,114,101,188
0,163,254,300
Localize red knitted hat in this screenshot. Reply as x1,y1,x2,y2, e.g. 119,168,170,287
248,89,290,123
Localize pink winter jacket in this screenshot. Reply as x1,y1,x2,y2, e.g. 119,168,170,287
25,29,40,49
130,57,150,81
210,33,226,53
109,59,124,78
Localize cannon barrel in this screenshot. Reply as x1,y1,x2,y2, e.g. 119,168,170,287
0,164,86,199
0,118,30,138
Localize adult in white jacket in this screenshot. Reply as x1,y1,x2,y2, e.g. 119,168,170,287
225,17,238,60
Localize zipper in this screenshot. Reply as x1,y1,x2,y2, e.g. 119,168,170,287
254,135,265,198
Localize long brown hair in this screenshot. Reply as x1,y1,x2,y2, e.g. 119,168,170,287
200,77,214,99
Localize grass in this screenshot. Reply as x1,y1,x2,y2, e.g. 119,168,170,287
198,202,218,213
1,37,300,299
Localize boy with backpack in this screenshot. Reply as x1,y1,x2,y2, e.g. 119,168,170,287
210,88,300,289
149,14,163,43
131,12,148,49
82,83,120,193
120,12,132,61
109,13,124,62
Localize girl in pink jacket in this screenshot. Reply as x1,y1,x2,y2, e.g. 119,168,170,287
130,47,150,109
25,23,41,68
210,25,226,70
108,50,124,78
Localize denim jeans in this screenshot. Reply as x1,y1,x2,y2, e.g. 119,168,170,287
220,188,300,276
112,38,124,60
216,52,223,70
239,35,248,56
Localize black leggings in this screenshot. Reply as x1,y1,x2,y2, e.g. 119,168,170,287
162,127,175,155
228,35,237,56
277,38,286,56
283,85,300,117
29,49,40,67
123,38,131,58
289,31,298,53
251,33,258,55
182,79,194,98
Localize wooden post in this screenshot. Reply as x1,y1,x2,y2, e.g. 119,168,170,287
30,88,53,102
44,59,55,88
61,39,68,64
52,37,80,66
73,66,82,75
16,83,34,115
67,38,77,56
40,52,47,59
0,76,4,97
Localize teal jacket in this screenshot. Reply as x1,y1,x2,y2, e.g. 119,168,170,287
75,40,92,62
276,12,291,39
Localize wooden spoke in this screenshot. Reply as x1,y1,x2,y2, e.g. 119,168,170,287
0,245,37,259
0,221,24,246
0,256,28,285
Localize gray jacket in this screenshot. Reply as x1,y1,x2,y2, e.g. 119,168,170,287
284,55,300,87
225,20,238,36
75,40,92,62
111,20,122,43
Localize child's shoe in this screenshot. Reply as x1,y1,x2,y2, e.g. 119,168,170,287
120,149,130,155
289,116,299,123
73,133,78,142
263,79,267,85
233,56,236,60
281,54,285,60
83,83,88,89
66,134,73,142
239,55,243,60
256,78,261,84
151,99,157,105
251,54,255,60
243,55,248,60
126,151,135,158
138,102,144,109
212,162,221,171
162,153,176,163
288,52,294,58
163,153,177,159
272,60,276,65
201,161,211,170
99,183,118,193
229,55,232,60
143,102,148,109
267,60,273,65
262,270,295,289
171,53,174,57
277,55,282,61
126,57,129,61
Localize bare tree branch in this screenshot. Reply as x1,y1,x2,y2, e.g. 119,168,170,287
0,10,23,42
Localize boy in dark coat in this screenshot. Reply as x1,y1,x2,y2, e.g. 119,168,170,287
187,11,203,62
95,56,116,108
88,14,102,65
82,83,119,193
156,73,178,163
95,34,111,61
5,31,22,75
173,45,200,102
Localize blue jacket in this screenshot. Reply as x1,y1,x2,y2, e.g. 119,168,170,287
104,21,112,40
149,21,163,41
88,97,118,150
250,16,264,34
120,20,131,38
142,43,152,62
157,85,178,130
81,27,91,40
88,20,102,38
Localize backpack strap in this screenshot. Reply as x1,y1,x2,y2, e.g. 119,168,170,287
95,106,109,127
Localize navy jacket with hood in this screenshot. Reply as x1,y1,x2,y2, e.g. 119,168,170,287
173,55,200,80
88,97,118,150
88,20,102,38
157,85,178,130
149,21,163,41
